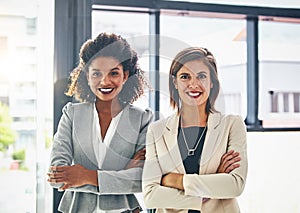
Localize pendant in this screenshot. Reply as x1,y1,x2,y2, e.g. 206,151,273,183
188,149,195,156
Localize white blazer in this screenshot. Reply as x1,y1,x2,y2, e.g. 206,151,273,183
142,112,247,213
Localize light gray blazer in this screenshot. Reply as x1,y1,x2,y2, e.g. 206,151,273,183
142,112,247,213
50,102,153,213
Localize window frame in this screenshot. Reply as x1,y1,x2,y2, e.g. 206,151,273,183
53,1,300,213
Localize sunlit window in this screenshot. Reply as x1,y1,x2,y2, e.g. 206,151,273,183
92,9,150,110
0,0,54,212
165,0,300,8
258,21,300,127
160,13,247,118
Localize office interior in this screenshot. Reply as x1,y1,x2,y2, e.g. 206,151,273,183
0,0,300,212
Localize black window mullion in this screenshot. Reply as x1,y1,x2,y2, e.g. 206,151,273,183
245,16,261,129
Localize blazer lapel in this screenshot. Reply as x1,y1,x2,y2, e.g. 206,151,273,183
200,112,223,171
101,105,137,170
163,114,186,174
73,103,98,167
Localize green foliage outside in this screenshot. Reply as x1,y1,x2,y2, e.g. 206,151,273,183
12,149,26,161
0,102,16,152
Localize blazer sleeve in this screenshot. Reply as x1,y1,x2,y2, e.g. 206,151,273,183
49,102,74,188
183,115,248,199
142,124,203,210
97,108,154,195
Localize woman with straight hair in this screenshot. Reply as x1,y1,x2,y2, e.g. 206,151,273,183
142,47,247,212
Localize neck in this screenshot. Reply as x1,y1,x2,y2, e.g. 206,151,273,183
95,98,123,117
180,104,207,127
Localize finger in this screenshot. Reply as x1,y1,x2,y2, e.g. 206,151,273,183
136,149,146,156
47,177,65,183
132,151,146,160
47,171,66,179
223,150,234,158
225,163,240,173
222,151,240,164
223,156,241,171
139,156,145,160
221,150,234,161
232,152,240,158
50,165,69,172
59,183,70,191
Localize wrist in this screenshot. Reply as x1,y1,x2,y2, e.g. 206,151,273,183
86,170,98,186
177,174,184,190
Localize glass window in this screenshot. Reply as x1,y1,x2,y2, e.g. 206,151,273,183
0,0,54,212
165,0,300,8
258,21,300,128
92,9,150,208
92,9,150,110
160,13,247,118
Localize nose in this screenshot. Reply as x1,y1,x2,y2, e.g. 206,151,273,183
100,74,110,85
188,76,202,89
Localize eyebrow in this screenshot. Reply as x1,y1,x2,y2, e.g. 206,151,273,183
90,68,100,72
111,67,121,71
197,71,208,74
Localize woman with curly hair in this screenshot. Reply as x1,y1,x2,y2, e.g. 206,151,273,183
48,32,153,213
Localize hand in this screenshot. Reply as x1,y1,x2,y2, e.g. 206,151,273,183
125,148,146,169
47,164,97,191
217,150,241,173
161,173,184,190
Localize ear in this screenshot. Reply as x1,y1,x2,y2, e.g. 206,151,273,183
210,82,213,89
123,70,129,82
86,72,90,85
172,75,178,89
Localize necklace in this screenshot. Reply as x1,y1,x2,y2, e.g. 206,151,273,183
181,126,207,156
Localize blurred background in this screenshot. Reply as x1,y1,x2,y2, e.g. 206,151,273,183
0,0,300,212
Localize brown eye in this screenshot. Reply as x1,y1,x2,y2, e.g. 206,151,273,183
179,73,190,80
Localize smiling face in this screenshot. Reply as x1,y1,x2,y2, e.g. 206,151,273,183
87,56,129,102
174,59,213,109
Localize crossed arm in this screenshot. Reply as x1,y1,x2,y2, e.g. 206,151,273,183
47,148,146,191
48,148,240,192
161,150,241,190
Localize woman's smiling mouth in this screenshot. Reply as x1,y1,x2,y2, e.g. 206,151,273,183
98,88,114,94
186,91,202,98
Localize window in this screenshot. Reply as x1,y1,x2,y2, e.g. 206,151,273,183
160,12,247,117
165,0,300,8
0,1,54,212
92,8,150,110
258,21,300,128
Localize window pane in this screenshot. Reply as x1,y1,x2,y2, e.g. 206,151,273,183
0,0,54,212
160,14,247,118
165,0,300,8
92,10,150,109
258,21,300,127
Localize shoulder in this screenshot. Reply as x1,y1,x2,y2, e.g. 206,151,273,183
148,113,178,137
223,114,245,127
127,104,154,122
210,112,246,132
62,102,93,116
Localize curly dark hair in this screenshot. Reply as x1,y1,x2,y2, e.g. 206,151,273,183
169,47,220,114
66,32,148,106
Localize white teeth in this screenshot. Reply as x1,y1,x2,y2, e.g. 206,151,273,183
188,92,200,97
99,88,113,92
